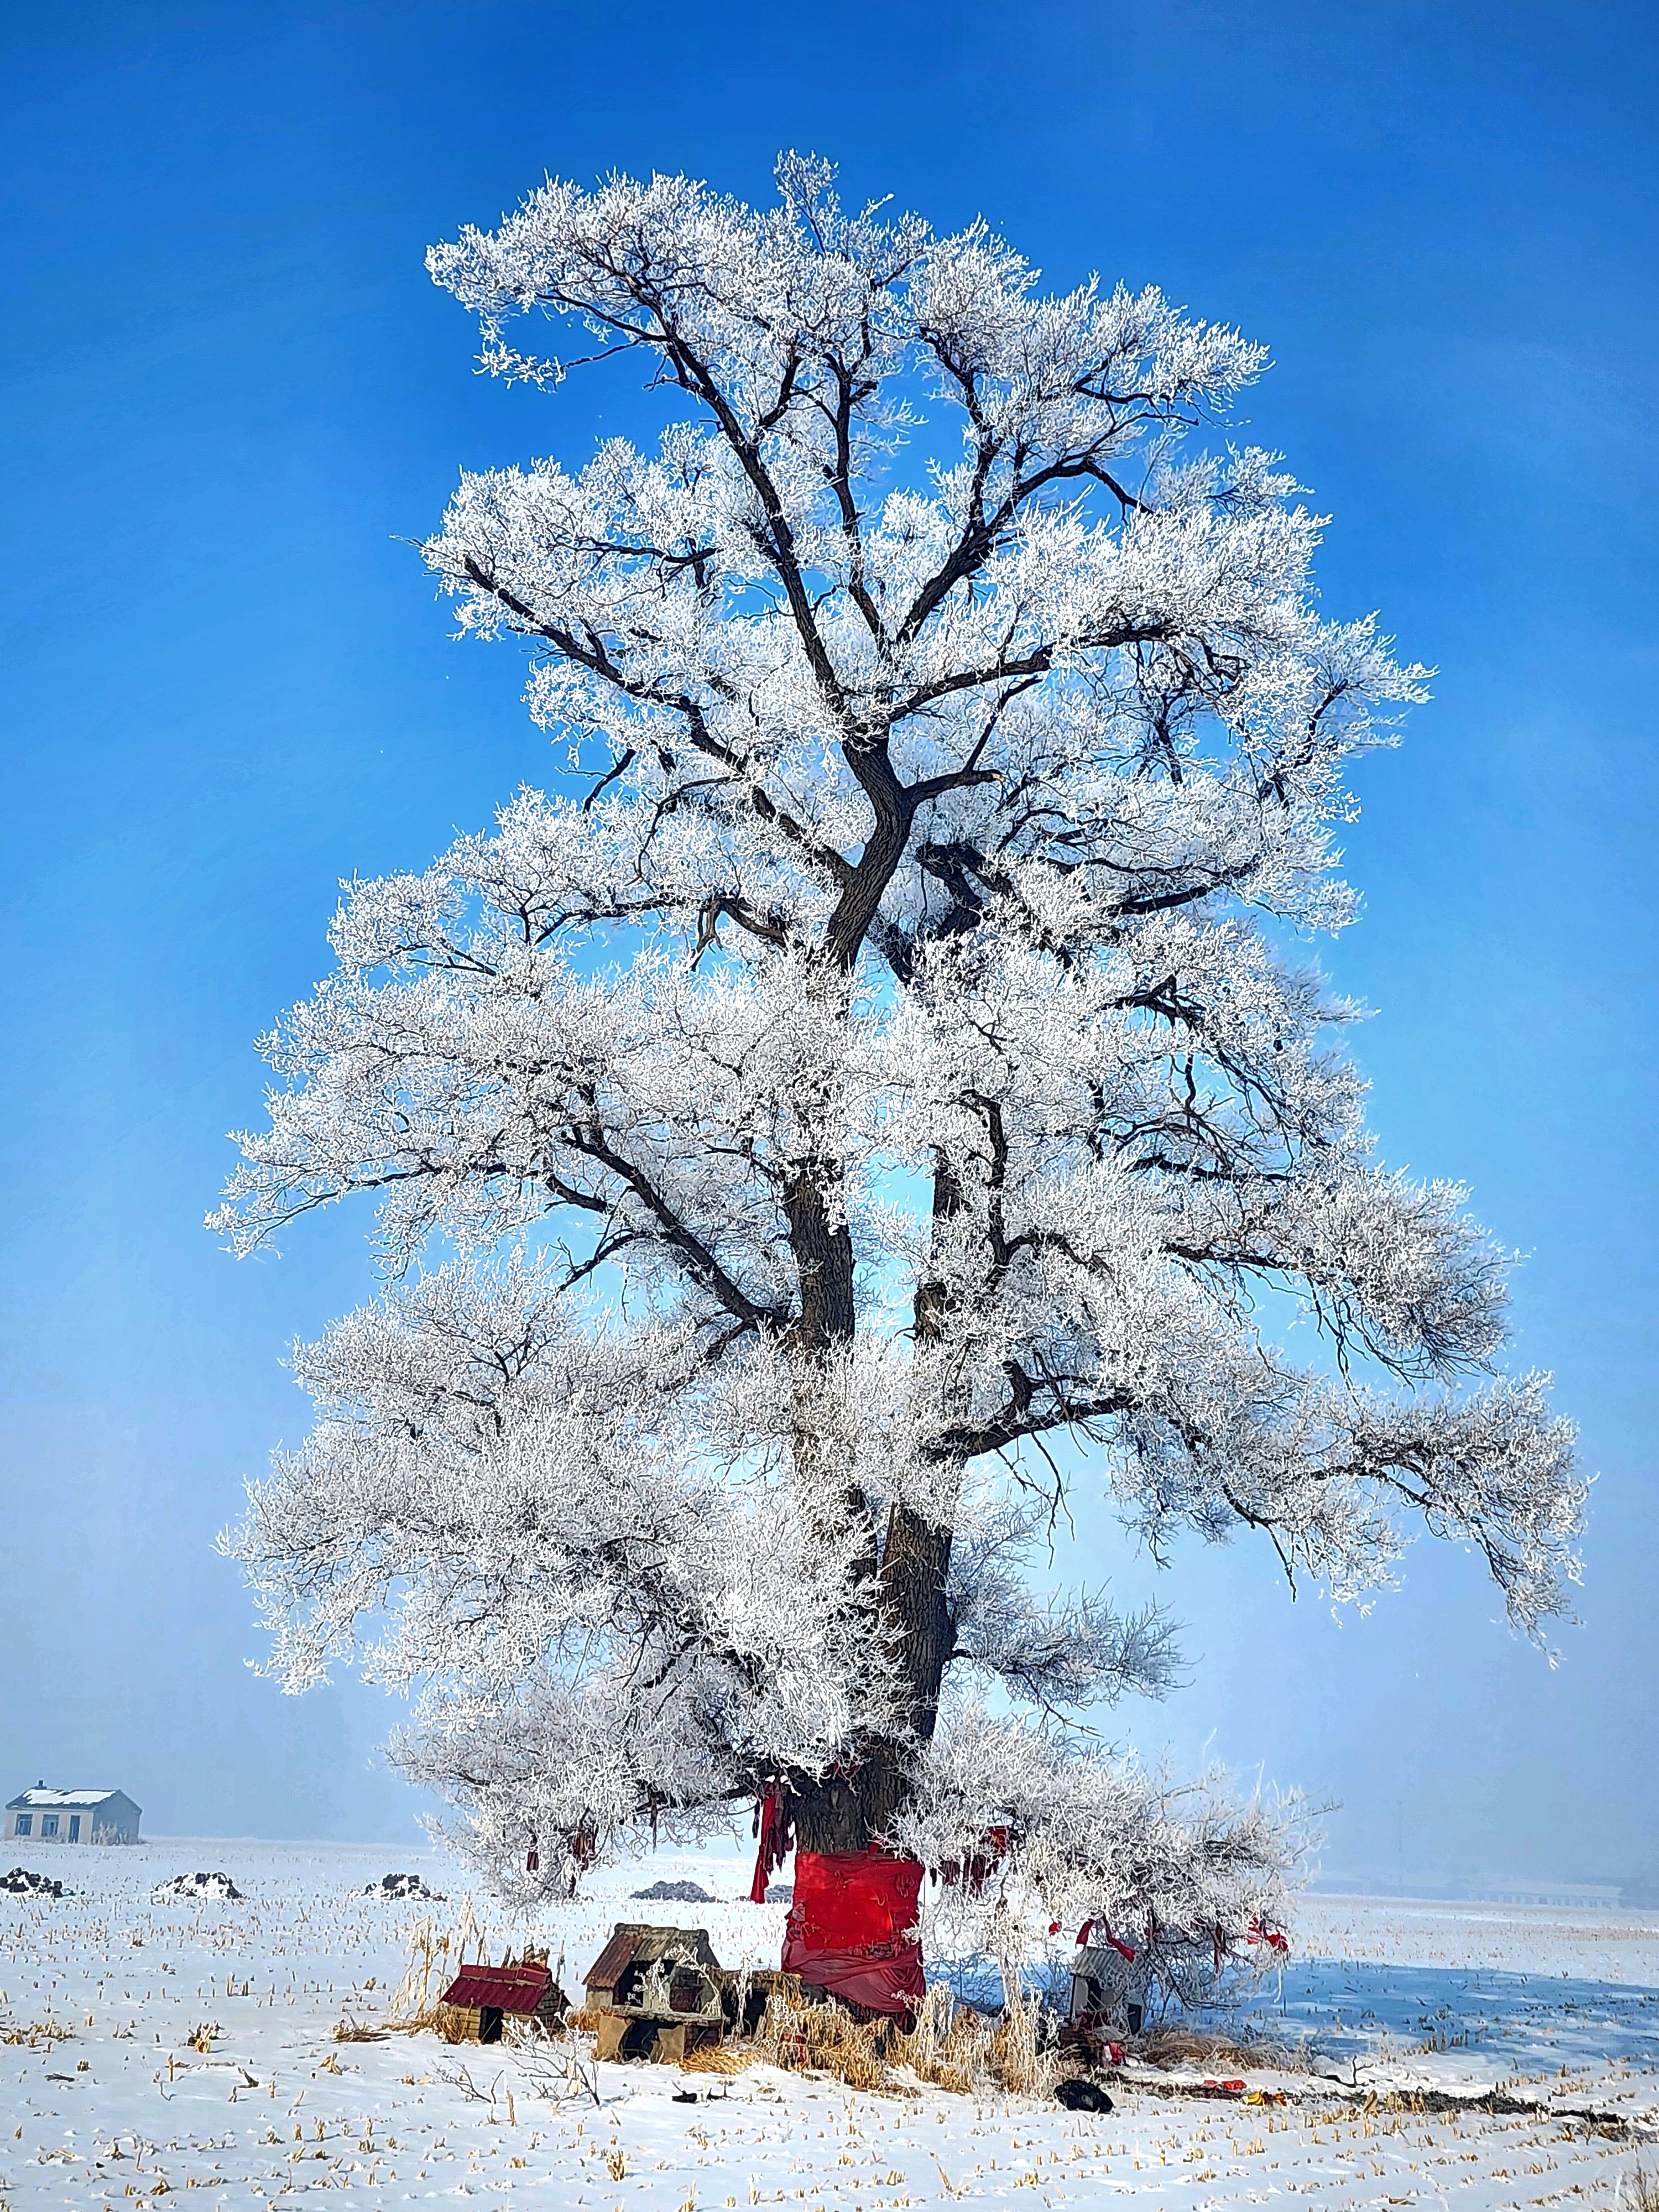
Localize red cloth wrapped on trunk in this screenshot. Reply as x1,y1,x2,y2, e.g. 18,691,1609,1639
782,1848,926,2018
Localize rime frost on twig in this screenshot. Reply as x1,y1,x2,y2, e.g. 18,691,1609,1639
895,1698,1313,1992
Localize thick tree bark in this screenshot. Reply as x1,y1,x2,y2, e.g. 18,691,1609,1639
787,1153,962,1861
787,1498,955,1856
782,1171,856,1349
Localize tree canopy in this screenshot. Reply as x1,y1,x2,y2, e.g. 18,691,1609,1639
213,157,1580,1973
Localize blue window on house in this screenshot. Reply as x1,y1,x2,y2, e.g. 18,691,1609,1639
68,1814,81,1841
40,1814,59,1838
13,1813,30,1836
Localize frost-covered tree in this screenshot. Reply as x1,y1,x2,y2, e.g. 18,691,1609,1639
213,158,1582,2007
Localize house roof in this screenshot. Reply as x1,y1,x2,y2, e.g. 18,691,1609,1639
440,1962,551,2013
584,1922,723,1991
1072,1942,1150,1994
6,1787,134,1811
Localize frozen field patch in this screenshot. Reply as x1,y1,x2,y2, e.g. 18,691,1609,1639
3,1840,1657,2208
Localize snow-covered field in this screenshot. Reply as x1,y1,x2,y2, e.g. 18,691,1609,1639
4,1838,1658,2209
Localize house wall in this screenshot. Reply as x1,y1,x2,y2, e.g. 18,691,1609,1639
90,1796,141,1843
7,1807,79,1841
3,1808,59,1841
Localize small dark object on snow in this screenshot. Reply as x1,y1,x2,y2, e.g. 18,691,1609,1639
630,1879,713,1903
1055,2077,1114,2113
763,1882,794,1904
2,1867,65,1898
153,1871,243,1902
365,1873,446,1901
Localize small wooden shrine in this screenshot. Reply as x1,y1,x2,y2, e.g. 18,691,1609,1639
582,1923,739,2063
437,1955,566,2044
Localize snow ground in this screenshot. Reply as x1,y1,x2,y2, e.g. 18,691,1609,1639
4,1839,1658,2210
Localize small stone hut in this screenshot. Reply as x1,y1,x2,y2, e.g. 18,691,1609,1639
582,1923,733,2063
1068,1939,1151,2038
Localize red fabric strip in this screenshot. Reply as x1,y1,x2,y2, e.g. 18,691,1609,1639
749,1789,793,1905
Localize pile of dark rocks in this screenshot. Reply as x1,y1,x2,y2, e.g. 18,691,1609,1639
152,1871,243,1901
363,1872,446,1901
1,1867,65,1898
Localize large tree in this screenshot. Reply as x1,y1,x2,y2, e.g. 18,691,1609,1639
215,158,1581,2005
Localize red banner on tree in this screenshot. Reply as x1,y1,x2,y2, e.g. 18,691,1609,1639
782,1848,926,2018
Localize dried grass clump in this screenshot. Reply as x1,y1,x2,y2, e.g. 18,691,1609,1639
755,1989,889,2093
741,1980,1058,2100
1136,2023,1305,2075
987,1991,1056,2098
679,2043,754,2076
894,1983,1061,2099
1,2020,74,2047
889,1984,985,2095
383,1897,487,2032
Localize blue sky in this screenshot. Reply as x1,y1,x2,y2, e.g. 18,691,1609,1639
2,0,1655,1877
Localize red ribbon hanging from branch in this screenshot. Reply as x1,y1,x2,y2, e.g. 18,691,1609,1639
1247,1916,1290,1954
749,1788,794,1905
1054,1916,1138,1957
1093,1919,1138,1961
940,1824,1012,1898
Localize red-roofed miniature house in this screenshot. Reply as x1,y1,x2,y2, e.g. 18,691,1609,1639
439,1958,566,2043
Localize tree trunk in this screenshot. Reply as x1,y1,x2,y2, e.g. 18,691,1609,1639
787,1498,953,1845
780,1503,953,2017
779,1155,962,2014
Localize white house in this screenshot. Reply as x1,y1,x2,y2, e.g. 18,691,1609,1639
4,1785,142,1845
